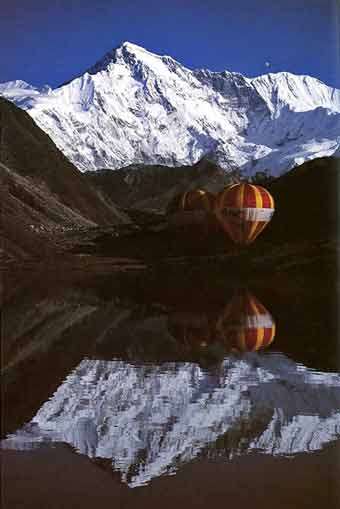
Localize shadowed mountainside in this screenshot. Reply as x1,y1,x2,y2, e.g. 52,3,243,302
0,98,129,261
85,156,339,244
85,158,241,212
77,157,339,266
263,156,339,242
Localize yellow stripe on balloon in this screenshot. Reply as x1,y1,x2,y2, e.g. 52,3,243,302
268,323,276,345
246,185,262,243
248,220,260,244
200,192,207,210
247,222,259,244
249,295,270,351
181,191,188,210
254,326,265,350
237,183,245,209
254,222,268,242
256,186,263,208
237,185,246,243
198,190,209,210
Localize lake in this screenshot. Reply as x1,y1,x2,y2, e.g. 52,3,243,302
1,266,339,508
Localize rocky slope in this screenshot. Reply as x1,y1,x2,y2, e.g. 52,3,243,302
1,42,339,174
85,158,239,212
72,157,339,269
263,156,339,242
84,155,340,230
0,98,129,261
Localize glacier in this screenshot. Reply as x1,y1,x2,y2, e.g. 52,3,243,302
2,353,340,488
1,42,340,174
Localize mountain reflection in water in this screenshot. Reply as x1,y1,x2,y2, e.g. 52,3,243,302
2,279,340,489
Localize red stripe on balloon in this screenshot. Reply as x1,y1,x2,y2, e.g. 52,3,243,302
247,221,267,244
242,221,255,245
243,184,257,208
245,328,258,350
257,186,272,208
262,327,274,346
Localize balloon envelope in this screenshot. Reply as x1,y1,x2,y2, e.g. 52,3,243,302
214,183,275,245
216,290,276,352
168,189,215,214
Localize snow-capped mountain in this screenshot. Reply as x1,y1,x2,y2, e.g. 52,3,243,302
0,79,51,108
3,353,340,488
1,42,340,174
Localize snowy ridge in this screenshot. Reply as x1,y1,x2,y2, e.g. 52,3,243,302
1,42,340,174
3,353,340,488
0,80,51,108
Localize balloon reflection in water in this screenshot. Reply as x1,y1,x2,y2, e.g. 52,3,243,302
168,312,215,347
167,290,276,353
216,289,276,352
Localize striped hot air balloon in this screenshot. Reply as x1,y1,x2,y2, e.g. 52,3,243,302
216,290,276,352
214,183,275,245
167,189,215,214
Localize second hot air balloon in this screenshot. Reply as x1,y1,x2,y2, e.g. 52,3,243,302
166,188,216,229
214,183,275,245
167,189,215,214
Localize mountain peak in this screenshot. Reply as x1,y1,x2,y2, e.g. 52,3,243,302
85,41,181,77
115,41,160,65
119,41,175,61
83,41,141,75
1,42,339,173
120,41,151,54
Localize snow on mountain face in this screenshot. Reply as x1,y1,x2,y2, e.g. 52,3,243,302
1,42,340,174
0,80,51,108
3,353,340,488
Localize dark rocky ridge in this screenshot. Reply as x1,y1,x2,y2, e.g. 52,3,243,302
85,156,339,246
85,158,241,212
260,156,339,243
0,98,129,261
78,157,339,270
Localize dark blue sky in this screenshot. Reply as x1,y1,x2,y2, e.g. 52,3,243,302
1,0,339,88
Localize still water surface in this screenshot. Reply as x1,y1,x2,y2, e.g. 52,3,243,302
2,268,340,508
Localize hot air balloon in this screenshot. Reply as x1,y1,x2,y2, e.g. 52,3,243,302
167,189,215,214
214,183,275,245
166,188,216,230
216,290,276,352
